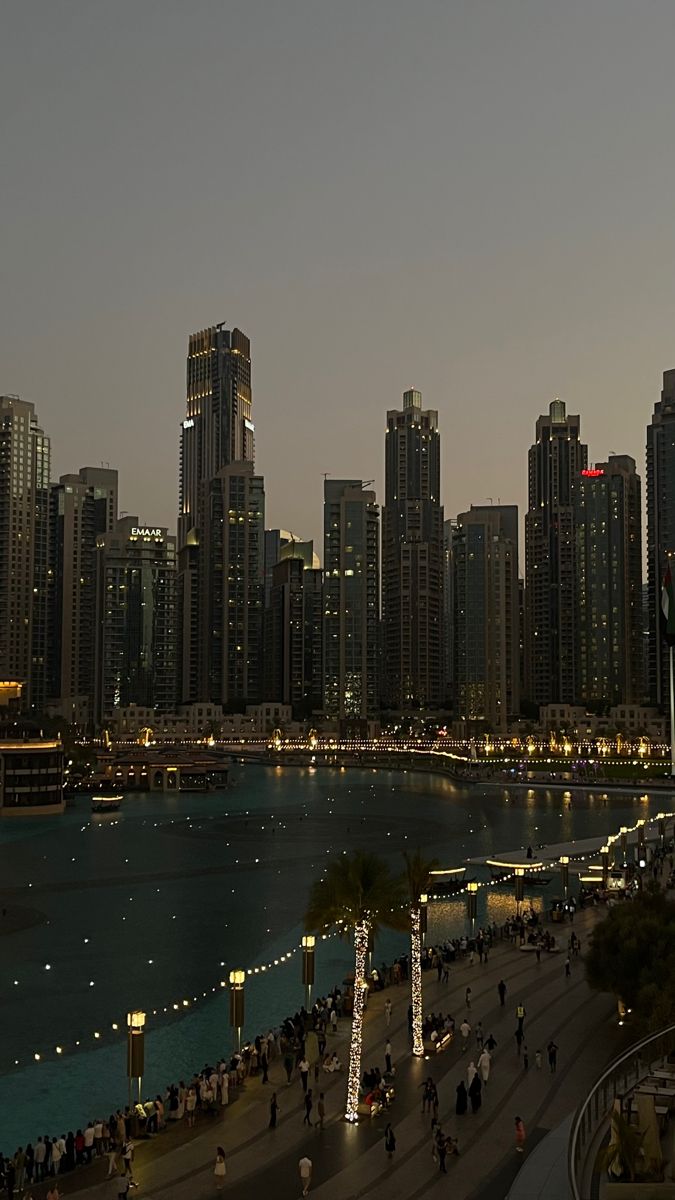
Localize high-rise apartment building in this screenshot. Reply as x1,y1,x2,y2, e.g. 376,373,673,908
323,480,379,725
199,463,265,707
382,389,444,709
177,325,260,705
646,370,675,707
575,456,643,708
450,505,520,731
525,399,588,706
265,540,323,716
94,517,177,724
0,396,51,712
49,467,118,725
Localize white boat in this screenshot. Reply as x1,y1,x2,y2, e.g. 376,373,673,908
91,793,122,814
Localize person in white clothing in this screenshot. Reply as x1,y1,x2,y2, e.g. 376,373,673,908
299,1156,312,1197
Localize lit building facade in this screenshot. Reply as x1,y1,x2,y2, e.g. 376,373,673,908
177,325,255,704
49,467,118,726
525,399,587,706
94,518,177,724
450,505,520,731
646,370,675,707
575,456,643,708
323,480,379,724
265,541,323,716
0,396,51,713
382,389,444,709
0,737,64,816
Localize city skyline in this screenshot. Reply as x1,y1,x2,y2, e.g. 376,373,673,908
3,2,675,549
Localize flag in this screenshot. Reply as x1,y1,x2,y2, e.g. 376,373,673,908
661,563,675,645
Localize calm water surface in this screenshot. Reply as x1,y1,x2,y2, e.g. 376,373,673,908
0,763,669,1148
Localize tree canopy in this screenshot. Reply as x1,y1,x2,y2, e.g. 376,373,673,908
586,890,675,1031
305,851,407,938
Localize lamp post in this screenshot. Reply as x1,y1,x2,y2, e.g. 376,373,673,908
229,969,245,1055
419,893,428,944
637,819,646,863
466,881,478,936
559,856,569,901
126,1010,145,1109
657,813,667,849
620,827,628,865
302,935,316,1012
601,845,610,889
515,867,525,912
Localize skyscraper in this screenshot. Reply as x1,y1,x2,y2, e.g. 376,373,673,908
525,399,588,707
323,480,379,725
450,505,520,731
49,467,118,725
646,370,675,707
94,517,177,724
575,456,643,708
177,325,260,705
382,389,444,709
264,540,323,716
0,395,51,712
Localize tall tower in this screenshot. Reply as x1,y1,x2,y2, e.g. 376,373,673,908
451,506,520,731
575,456,642,708
49,467,118,726
177,325,262,705
646,371,675,707
323,480,379,725
525,399,587,707
0,396,51,712
382,389,444,709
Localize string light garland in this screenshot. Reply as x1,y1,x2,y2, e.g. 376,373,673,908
410,905,424,1057
345,920,370,1123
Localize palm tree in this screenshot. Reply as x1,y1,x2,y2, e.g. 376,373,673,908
404,849,439,1057
305,851,406,1121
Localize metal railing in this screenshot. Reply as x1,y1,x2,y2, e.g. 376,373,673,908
568,1022,675,1199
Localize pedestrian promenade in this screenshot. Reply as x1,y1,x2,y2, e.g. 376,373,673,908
38,901,621,1200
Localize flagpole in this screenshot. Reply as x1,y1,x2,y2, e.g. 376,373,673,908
670,643,675,778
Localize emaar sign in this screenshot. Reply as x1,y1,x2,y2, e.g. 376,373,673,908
131,527,163,538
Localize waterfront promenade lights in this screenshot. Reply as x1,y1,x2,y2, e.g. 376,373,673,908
637,820,646,861
601,845,610,888
229,970,245,1054
302,935,316,1012
620,827,628,864
419,893,428,941
658,813,667,847
514,867,525,910
466,881,478,932
126,1010,145,1108
559,856,569,900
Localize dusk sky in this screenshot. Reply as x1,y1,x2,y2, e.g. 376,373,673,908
2,0,675,554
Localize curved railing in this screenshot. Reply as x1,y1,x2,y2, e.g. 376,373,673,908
568,1022,675,1199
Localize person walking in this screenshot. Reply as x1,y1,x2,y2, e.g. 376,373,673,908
475,1021,483,1051
485,1033,497,1055
316,1093,326,1131
515,1003,526,1033
283,1051,294,1084
547,1041,559,1073
465,986,472,1009
384,1124,396,1160
298,1155,312,1197
436,1128,448,1174
565,957,571,978
515,1115,526,1154
385,1039,392,1074
468,1073,482,1113
535,1049,542,1070
467,1061,477,1088
303,1089,313,1126
477,1048,491,1086
455,1081,468,1115
460,1019,471,1050
384,998,392,1027
498,979,506,1007
269,1093,279,1129
214,1147,227,1191
299,1057,310,1093
261,1051,269,1083
515,1027,524,1057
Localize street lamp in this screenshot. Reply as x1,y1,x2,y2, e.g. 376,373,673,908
559,855,569,901
126,1010,145,1108
620,826,628,864
515,867,525,909
637,819,646,861
302,935,316,1012
601,845,610,888
229,969,245,1054
466,880,478,931
419,893,428,942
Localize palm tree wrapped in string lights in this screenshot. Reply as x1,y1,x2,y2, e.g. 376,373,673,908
305,851,406,1122
404,849,439,1057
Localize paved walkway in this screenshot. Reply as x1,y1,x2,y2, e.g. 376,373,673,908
35,901,622,1200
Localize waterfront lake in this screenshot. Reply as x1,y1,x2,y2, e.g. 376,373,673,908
0,762,670,1148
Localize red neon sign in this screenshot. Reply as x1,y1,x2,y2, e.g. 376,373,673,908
581,468,604,477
